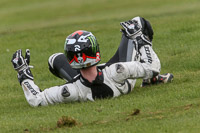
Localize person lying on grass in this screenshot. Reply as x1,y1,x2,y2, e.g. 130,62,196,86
11,16,173,107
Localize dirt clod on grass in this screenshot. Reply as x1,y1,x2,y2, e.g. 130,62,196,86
126,109,140,121
57,116,78,128
24,129,29,133
130,109,140,116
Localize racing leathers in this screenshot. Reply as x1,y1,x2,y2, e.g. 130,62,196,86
12,16,162,107
19,43,159,107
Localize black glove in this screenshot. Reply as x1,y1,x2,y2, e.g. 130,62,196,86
11,49,34,84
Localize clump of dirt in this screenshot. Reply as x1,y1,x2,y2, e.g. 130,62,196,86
24,129,29,133
130,109,140,116
184,104,193,110
126,109,140,121
57,116,78,128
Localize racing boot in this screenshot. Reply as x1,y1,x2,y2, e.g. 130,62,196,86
141,73,174,87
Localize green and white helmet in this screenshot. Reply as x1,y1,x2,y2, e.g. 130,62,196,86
64,30,101,69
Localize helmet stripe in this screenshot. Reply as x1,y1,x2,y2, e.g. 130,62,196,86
88,36,97,53
72,30,83,37
69,58,75,64
88,36,94,53
91,36,96,53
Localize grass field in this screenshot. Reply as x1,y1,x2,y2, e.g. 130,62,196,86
1,0,200,132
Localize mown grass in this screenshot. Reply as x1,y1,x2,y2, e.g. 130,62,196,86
1,0,200,132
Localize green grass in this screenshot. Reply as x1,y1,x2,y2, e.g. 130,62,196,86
1,0,200,132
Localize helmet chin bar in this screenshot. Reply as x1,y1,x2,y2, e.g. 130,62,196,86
69,52,100,69
70,58,99,69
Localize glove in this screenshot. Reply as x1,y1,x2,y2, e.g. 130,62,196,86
120,17,153,50
11,49,34,84
120,19,142,39
120,16,154,41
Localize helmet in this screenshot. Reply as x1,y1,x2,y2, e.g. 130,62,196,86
64,30,101,69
